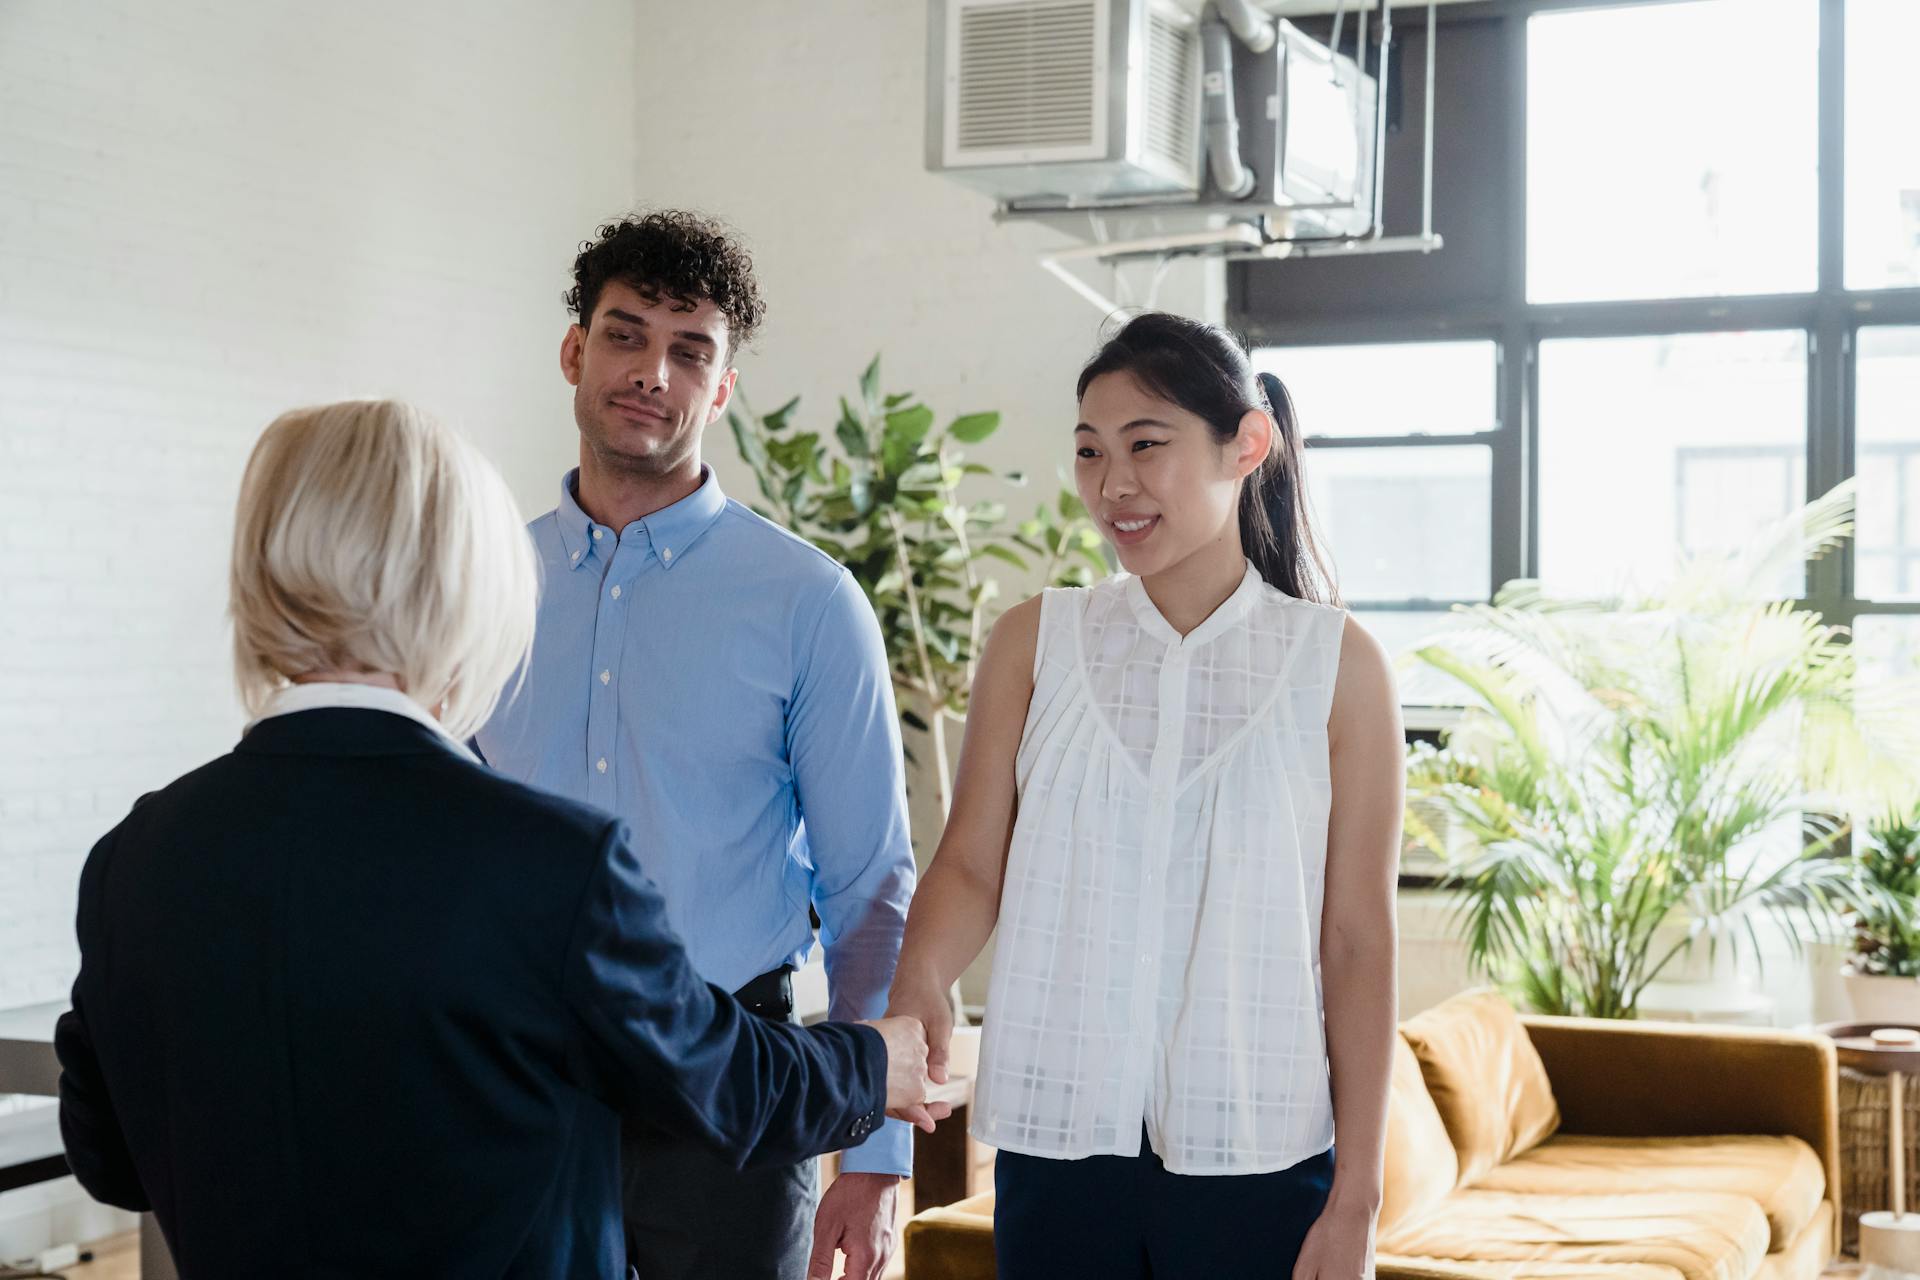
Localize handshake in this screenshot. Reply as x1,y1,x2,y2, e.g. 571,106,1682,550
859,1014,958,1134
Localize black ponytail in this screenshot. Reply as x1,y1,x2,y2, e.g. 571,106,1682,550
1077,312,1339,605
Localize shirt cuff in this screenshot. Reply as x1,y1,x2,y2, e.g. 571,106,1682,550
838,1115,913,1177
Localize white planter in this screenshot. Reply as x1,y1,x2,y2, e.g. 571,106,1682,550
1635,918,1777,1025
1842,967,1920,1026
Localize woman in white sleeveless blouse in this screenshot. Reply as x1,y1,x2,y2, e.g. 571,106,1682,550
889,313,1402,1280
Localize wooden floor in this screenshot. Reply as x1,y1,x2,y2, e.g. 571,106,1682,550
58,1188,917,1279
58,1230,1867,1280
54,1228,1867,1280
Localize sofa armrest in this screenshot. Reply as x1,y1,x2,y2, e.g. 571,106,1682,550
903,1192,996,1280
1520,1014,1839,1224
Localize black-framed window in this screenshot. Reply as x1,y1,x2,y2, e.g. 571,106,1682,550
1231,0,1920,707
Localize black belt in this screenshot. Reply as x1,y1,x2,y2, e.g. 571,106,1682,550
733,966,795,1021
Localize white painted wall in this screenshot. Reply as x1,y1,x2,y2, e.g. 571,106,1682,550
0,0,637,1253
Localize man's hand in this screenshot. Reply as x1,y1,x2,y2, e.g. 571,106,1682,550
807,1172,900,1280
860,1015,950,1133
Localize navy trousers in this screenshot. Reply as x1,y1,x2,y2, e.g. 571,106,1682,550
993,1131,1335,1280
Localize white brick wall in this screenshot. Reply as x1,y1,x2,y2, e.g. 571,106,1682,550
0,0,637,1022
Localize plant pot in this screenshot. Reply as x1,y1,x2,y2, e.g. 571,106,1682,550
1635,917,1777,1025
1842,966,1920,1026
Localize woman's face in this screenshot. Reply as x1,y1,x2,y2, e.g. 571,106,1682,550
1074,371,1264,579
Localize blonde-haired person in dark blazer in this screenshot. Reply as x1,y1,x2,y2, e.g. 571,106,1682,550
55,399,944,1280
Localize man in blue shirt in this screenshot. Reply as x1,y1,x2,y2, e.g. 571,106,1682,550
476,211,918,1280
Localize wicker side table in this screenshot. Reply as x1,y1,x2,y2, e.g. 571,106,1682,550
1823,1021,1920,1266
1840,1065,1920,1256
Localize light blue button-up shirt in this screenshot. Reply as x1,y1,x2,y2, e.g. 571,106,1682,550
476,467,916,1175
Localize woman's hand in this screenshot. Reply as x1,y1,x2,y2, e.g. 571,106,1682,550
1292,1193,1377,1280
884,977,955,1086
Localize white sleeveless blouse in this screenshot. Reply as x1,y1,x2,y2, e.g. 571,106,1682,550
971,563,1347,1175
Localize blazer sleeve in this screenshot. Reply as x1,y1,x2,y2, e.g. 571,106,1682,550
560,820,890,1170
55,830,150,1211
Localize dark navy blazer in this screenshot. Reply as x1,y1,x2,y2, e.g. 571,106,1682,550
54,708,886,1278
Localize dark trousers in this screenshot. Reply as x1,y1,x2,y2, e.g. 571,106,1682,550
621,970,818,1280
993,1131,1335,1280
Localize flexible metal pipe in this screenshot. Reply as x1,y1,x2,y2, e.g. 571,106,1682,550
1209,0,1276,53
1200,11,1256,198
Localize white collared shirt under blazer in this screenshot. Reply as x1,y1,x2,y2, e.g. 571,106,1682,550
972,562,1347,1174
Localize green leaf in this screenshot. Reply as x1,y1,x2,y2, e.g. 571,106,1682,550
976,544,1030,571
883,436,927,477
836,398,870,459
728,408,769,475
831,458,851,488
1058,490,1089,521
885,404,936,444
763,395,801,434
948,412,1000,444
967,501,1007,526
898,460,943,489
860,355,882,418
766,432,820,474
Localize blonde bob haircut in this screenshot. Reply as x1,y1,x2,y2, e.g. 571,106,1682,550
229,399,537,742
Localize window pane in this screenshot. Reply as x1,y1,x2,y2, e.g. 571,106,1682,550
1304,445,1490,604
1856,327,1920,601
1352,609,1475,707
1853,615,1920,689
1846,0,1920,289
1253,341,1498,439
1526,0,1817,303
1539,332,1808,597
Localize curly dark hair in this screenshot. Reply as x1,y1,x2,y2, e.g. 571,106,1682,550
564,210,765,358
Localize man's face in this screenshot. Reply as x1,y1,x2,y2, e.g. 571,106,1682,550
561,279,736,478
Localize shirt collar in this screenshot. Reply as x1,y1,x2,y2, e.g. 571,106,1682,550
247,682,478,761
555,465,728,572
1124,559,1265,649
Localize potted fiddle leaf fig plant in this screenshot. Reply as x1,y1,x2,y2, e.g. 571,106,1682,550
728,356,1108,817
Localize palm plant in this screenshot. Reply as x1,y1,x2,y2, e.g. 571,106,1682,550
1405,482,1920,1018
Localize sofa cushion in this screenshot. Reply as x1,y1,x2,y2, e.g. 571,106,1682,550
1381,1035,1463,1236
902,1192,995,1280
1402,989,1562,1183
1754,1204,1834,1280
1472,1134,1826,1253
1376,1188,1771,1280
1378,1258,1687,1280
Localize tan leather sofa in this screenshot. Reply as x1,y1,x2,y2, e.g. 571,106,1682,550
903,989,1839,1280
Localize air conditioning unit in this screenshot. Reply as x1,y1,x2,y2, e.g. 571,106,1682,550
926,0,1382,242
925,0,1204,204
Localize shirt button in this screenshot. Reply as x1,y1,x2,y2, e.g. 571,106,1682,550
596,758,608,774
570,550,581,562
610,585,621,600
600,670,611,685
662,548,672,562
592,529,604,541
